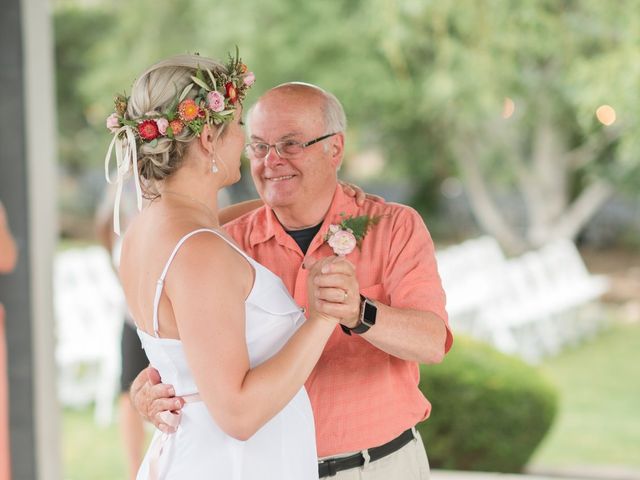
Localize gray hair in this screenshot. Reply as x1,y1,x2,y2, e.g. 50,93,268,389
247,82,347,136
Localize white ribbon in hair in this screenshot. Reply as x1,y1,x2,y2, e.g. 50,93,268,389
104,125,143,235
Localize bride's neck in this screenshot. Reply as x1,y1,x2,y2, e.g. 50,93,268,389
160,177,220,225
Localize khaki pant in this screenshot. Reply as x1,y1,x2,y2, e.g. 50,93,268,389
319,429,430,480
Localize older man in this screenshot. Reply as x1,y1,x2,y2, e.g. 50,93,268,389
132,83,452,479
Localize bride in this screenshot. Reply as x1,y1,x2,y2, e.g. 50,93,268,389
105,52,354,479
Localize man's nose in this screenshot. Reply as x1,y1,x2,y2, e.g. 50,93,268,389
264,145,285,167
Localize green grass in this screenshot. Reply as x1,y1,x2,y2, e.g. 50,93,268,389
62,408,138,480
62,407,125,480
62,407,153,480
62,323,640,478
530,322,640,470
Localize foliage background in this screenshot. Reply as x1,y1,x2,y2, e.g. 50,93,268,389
55,0,640,246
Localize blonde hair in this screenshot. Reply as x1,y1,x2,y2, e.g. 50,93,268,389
128,54,229,193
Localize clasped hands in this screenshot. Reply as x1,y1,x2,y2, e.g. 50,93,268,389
305,255,361,329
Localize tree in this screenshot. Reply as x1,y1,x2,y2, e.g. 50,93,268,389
56,0,640,250
54,5,115,173
370,0,640,252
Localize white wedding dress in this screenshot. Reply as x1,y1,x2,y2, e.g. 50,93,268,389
135,228,318,480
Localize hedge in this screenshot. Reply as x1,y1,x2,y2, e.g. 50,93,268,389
417,336,558,472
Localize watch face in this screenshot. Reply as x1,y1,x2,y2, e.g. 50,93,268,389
362,299,377,326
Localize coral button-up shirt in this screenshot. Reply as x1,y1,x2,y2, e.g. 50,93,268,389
224,185,452,457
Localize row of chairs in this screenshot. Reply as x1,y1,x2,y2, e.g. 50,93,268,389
53,247,125,425
52,236,608,422
436,237,609,362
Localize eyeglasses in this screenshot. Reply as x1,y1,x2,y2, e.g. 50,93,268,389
244,132,338,159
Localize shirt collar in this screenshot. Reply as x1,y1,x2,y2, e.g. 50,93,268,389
248,185,358,249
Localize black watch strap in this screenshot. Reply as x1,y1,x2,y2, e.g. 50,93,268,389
341,295,377,336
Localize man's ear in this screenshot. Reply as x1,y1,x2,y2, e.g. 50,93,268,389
329,132,345,168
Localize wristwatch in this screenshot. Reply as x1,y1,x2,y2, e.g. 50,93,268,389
341,295,377,335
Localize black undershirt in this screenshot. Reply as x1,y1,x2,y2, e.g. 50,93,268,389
285,223,323,255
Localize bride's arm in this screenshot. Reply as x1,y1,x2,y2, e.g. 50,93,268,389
166,235,358,440
219,199,263,225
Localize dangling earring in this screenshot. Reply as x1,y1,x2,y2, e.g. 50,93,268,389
211,157,219,174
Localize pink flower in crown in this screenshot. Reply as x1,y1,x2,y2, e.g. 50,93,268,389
207,91,225,112
106,113,120,133
156,118,169,135
243,72,256,87
327,229,357,256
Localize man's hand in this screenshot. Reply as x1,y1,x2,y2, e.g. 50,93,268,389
130,366,184,433
307,256,361,327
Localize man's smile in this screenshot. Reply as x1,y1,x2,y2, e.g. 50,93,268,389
265,174,296,182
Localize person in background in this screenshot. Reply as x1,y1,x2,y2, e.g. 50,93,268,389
0,200,18,480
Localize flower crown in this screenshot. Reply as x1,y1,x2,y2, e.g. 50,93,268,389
105,49,255,145
104,49,254,236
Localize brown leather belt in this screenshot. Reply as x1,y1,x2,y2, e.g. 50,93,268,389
318,428,415,477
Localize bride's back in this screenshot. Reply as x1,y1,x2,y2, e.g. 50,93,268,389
118,202,215,339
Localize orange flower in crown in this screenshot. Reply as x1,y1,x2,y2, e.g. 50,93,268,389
178,99,200,122
169,120,184,136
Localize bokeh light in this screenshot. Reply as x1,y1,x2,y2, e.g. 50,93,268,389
502,97,515,119
596,105,616,126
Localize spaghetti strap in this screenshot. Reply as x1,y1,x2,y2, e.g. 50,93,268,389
151,228,247,337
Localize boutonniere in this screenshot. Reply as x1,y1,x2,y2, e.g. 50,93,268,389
324,213,384,256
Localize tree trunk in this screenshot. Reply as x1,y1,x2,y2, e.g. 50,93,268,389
524,120,569,247
547,180,613,241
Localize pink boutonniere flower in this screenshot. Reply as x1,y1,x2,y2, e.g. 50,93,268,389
328,229,358,256
324,213,384,256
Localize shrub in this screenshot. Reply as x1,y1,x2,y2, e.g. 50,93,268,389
417,336,558,472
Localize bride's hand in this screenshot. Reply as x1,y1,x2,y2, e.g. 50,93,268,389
339,181,384,206
306,256,360,326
